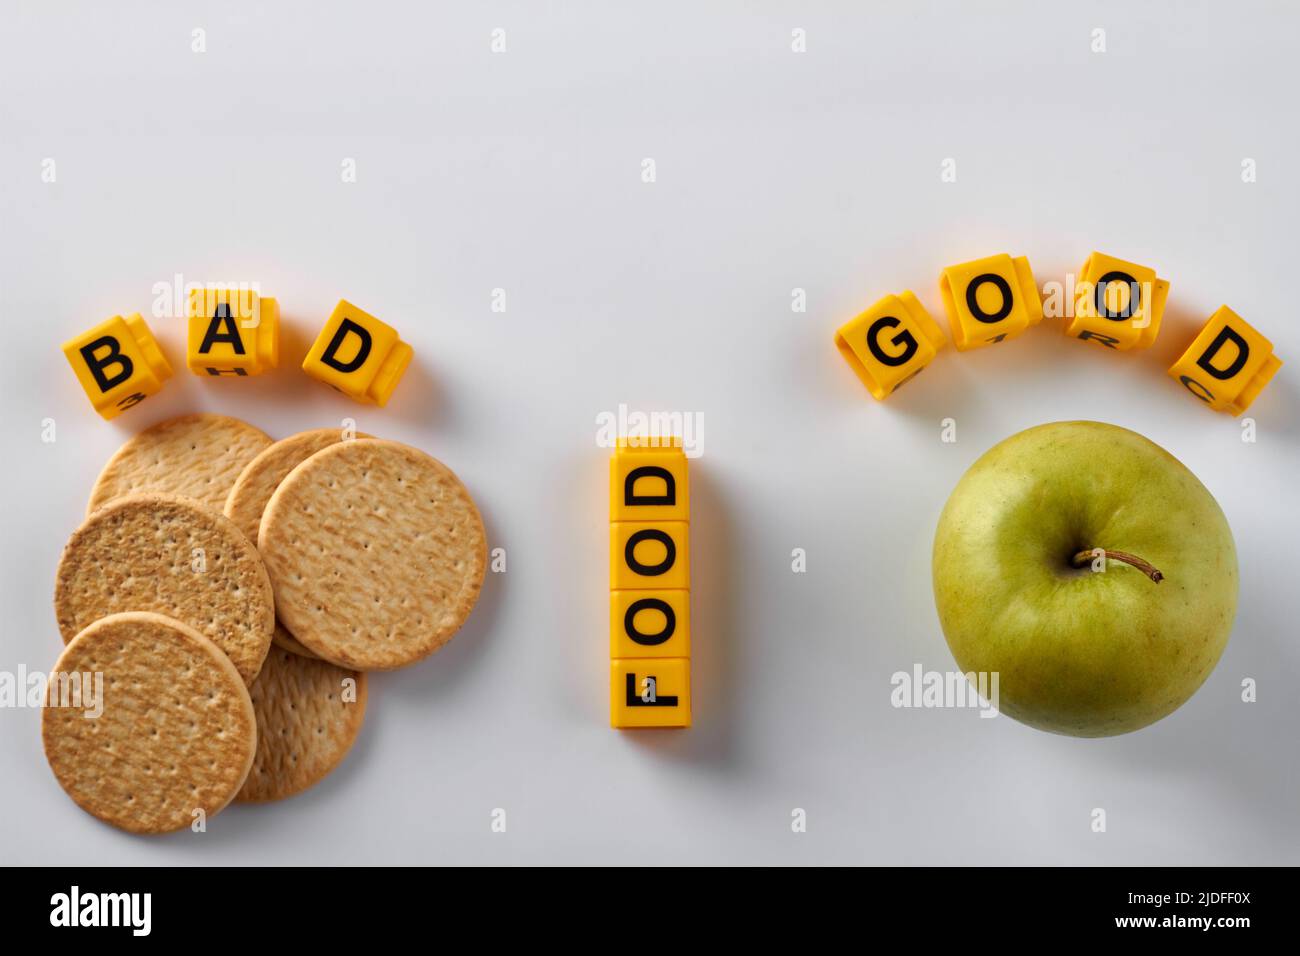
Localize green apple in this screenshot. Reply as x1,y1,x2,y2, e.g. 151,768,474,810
932,421,1237,737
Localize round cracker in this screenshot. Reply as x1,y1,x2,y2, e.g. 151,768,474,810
225,428,372,542
237,647,367,803
87,413,272,516
224,428,372,659
42,611,257,834
55,493,275,685
259,439,487,670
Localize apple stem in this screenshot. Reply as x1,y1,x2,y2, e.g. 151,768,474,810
1072,549,1164,584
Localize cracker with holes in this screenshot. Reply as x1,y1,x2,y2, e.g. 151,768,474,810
225,427,371,659
54,493,275,685
87,413,271,516
42,612,257,834
237,647,367,802
259,439,487,670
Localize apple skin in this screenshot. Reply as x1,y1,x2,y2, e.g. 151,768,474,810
932,421,1237,737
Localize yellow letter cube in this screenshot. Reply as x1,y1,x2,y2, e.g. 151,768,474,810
186,287,279,376
610,658,691,728
610,521,690,591
1066,252,1168,351
1168,306,1282,415
939,253,1043,351
62,313,173,419
834,291,946,400
611,589,690,659
609,438,689,523
302,299,413,406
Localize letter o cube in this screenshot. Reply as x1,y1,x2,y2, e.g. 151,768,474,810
939,254,1043,351
302,299,413,406
62,313,173,419
1066,252,1168,351
610,589,690,659
834,291,946,400
186,287,279,376
1168,305,1282,415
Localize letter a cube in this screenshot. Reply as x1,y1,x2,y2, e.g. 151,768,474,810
186,286,279,376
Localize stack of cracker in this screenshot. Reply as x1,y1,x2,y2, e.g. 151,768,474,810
44,414,487,834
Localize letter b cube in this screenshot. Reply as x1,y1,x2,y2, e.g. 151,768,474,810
62,313,173,419
302,299,413,406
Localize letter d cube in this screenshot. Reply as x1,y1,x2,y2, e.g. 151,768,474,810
1168,306,1282,415
834,292,946,400
609,438,689,523
62,314,173,419
302,299,413,406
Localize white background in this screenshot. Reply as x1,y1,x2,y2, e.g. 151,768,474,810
2,1,1297,865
